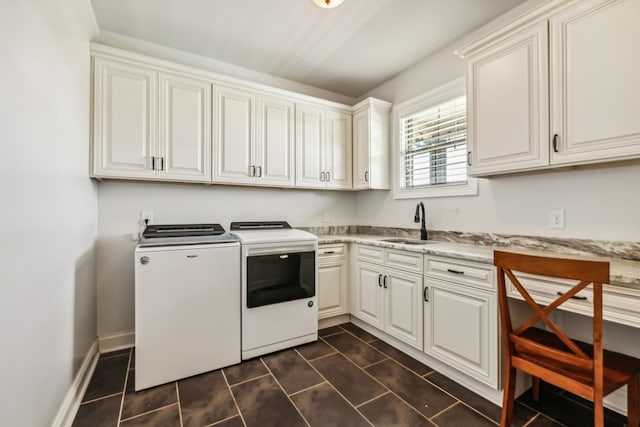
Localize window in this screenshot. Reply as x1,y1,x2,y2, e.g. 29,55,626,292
394,78,477,199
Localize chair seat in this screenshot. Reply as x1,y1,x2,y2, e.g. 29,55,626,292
514,327,640,398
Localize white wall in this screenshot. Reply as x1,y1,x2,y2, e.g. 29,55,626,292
0,1,98,426
96,181,356,338
359,13,640,243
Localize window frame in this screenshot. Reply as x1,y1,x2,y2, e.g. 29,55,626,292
392,77,478,200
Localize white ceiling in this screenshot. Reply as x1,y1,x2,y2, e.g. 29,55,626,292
90,0,527,98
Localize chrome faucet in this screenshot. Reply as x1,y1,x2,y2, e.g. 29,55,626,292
414,202,428,240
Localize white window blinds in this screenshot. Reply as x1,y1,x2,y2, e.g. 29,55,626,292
400,95,467,189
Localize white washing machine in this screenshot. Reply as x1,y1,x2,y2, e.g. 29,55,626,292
134,224,240,391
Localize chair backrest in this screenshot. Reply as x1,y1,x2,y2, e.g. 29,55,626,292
493,251,610,375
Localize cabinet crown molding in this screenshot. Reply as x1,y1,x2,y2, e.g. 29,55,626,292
90,43,391,113
455,0,580,59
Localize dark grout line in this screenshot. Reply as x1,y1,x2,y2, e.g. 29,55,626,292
80,392,123,405
116,350,133,426
227,372,272,388
220,369,247,427
99,349,132,361
119,403,179,423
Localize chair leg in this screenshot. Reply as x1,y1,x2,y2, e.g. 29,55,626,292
501,366,516,427
594,398,604,427
532,376,540,402
629,374,640,427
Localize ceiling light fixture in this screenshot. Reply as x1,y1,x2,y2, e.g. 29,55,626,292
311,0,345,9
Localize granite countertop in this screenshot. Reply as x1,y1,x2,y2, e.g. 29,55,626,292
317,234,640,289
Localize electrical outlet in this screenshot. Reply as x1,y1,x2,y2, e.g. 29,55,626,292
140,210,154,226
548,209,565,229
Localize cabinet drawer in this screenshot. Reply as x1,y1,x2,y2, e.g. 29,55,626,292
318,244,345,257
425,256,494,291
507,273,640,328
356,244,384,263
385,249,423,274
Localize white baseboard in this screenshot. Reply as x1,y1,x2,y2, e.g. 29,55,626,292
349,316,505,405
319,314,350,329
51,340,99,427
98,330,135,353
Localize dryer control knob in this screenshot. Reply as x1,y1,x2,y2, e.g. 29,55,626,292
140,256,150,265
307,301,314,308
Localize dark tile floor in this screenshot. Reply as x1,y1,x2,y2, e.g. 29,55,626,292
72,323,628,427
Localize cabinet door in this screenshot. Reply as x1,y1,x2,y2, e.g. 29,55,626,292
318,258,348,319
352,109,370,190
214,86,255,184
352,261,384,329
324,109,352,189
256,95,295,186
295,103,325,188
466,21,549,175
158,73,211,182
93,58,157,179
424,279,498,388
550,0,640,165
384,269,423,349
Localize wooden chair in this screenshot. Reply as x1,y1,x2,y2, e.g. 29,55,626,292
493,250,640,427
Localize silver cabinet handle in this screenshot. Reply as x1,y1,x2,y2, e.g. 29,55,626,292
467,151,472,166
364,171,369,182
250,165,255,177
257,165,262,177
320,172,325,182
326,171,331,182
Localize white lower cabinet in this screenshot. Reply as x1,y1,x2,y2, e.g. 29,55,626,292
423,256,499,388
352,245,423,349
318,244,348,319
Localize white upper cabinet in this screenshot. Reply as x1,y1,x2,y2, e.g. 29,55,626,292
296,103,352,189
549,0,640,165
255,95,295,186
295,103,325,188
324,109,352,189
93,57,158,179
214,86,255,184
158,72,211,182
92,56,212,182
93,45,381,190
214,87,295,186
352,98,391,190
465,22,549,175
460,0,640,176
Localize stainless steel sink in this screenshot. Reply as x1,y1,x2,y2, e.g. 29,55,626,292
378,238,435,245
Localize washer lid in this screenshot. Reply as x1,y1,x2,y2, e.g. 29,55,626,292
230,222,316,244
142,223,226,238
